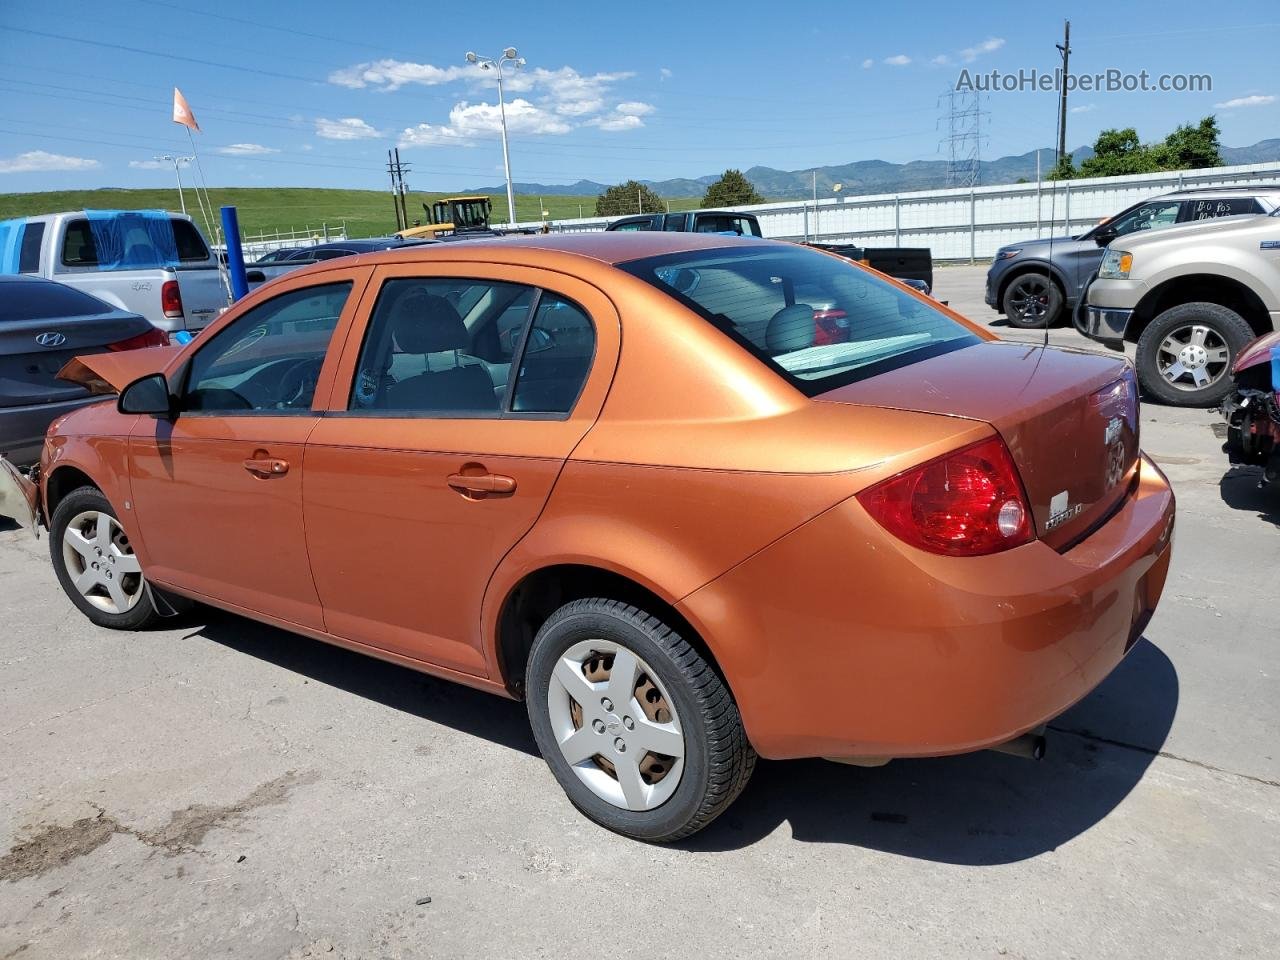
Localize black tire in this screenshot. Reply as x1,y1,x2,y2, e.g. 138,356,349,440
1002,272,1064,329
526,598,756,842
49,486,162,630
1136,302,1256,408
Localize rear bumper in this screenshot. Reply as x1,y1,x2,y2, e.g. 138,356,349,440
678,454,1175,761
0,395,106,467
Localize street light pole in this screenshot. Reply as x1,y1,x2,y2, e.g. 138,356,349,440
155,155,193,215
466,47,525,229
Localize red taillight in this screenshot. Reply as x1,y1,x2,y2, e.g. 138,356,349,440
857,436,1034,556
812,308,849,346
161,279,183,319
109,328,170,351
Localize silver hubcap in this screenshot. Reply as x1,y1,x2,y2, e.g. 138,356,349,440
61,511,144,614
1157,323,1229,391
547,639,686,811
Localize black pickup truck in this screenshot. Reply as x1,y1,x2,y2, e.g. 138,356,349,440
806,242,934,293
605,210,764,236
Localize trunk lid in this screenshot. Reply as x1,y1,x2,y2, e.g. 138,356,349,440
818,340,1139,551
0,311,154,407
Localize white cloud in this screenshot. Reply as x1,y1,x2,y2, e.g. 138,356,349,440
0,150,99,174
1070,103,1097,114
216,143,279,156
1215,94,1275,109
930,54,951,66
959,37,1005,62
884,54,911,66
129,159,168,170
615,101,654,116
590,114,644,132
400,98,571,146
315,117,383,140
861,58,874,69
329,59,472,91
659,67,673,80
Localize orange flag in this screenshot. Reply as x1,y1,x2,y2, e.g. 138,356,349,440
172,88,200,132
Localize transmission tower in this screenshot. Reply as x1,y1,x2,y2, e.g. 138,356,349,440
937,88,988,188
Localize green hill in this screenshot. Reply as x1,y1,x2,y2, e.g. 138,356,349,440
0,187,702,238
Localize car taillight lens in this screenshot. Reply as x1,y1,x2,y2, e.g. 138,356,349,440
857,436,1034,556
812,308,849,346
109,328,170,351
161,279,184,319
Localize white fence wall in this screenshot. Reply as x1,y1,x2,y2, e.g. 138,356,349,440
525,161,1280,261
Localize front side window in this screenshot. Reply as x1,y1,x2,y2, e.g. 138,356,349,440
623,245,978,395
183,282,351,413
348,277,594,417
1107,201,1182,236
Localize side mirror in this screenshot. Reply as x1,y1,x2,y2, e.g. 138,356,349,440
118,373,174,417
1093,227,1117,247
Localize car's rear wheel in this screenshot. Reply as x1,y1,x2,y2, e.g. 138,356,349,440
1136,302,1255,407
526,598,755,842
1002,273,1063,328
50,487,162,630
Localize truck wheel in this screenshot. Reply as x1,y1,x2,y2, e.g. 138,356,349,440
1136,302,1256,407
1002,273,1063,328
49,486,163,630
525,598,756,842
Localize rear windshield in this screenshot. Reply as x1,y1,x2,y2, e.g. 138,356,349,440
621,245,978,394
1,280,113,321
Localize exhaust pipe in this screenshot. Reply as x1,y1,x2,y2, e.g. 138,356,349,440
988,726,1046,761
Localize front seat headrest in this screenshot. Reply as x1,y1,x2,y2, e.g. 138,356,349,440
390,291,468,354
765,303,816,353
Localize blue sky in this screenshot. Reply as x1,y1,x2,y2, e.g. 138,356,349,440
0,0,1277,194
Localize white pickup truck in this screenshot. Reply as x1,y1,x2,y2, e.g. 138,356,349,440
0,210,296,335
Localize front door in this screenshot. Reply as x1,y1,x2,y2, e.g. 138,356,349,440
129,271,366,628
303,264,619,675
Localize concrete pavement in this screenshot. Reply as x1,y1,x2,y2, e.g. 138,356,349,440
1,266,1276,959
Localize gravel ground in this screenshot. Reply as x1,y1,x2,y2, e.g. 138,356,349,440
1,265,1276,959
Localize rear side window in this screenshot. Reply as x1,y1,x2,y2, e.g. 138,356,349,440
19,222,44,273
511,294,596,413
623,245,977,395
171,219,210,261
0,279,113,321
695,215,761,237
61,220,98,266
1186,197,1262,220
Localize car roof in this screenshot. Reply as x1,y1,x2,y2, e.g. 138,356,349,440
356,231,769,267
1160,185,1280,198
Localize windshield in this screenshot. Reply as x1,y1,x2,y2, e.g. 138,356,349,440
621,245,978,394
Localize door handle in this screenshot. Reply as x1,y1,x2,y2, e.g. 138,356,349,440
447,472,516,497
243,456,289,477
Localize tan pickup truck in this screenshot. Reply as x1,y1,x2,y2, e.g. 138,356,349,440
1083,210,1280,406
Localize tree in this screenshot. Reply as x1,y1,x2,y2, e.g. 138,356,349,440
596,180,667,216
701,169,764,208
1047,155,1077,181
1075,116,1223,179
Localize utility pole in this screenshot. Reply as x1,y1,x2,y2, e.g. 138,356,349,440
387,150,403,231
812,170,819,239
1056,20,1071,164
637,186,643,214
385,150,412,231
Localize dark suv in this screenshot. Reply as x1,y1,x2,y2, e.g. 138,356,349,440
986,187,1280,328
606,210,763,235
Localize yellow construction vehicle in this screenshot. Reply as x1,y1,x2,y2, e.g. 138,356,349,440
395,196,494,239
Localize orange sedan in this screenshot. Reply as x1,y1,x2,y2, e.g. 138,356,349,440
4,233,1174,841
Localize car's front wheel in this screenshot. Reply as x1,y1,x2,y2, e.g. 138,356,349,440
1136,302,1256,407
526,598,755,842
1002,273,1064,328
49,486,162,630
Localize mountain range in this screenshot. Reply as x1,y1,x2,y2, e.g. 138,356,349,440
468,139,1280,201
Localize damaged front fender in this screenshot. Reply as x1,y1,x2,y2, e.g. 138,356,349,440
0,457,41,537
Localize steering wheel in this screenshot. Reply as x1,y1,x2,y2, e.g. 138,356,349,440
275,357,323,410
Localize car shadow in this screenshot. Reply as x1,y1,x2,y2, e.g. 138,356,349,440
1218,466,1280,526
192,608,1175,865
680,639,1177,862
193,608,539,758
0,517,17,533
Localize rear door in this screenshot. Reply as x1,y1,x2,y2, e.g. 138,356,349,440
303,262,620,675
